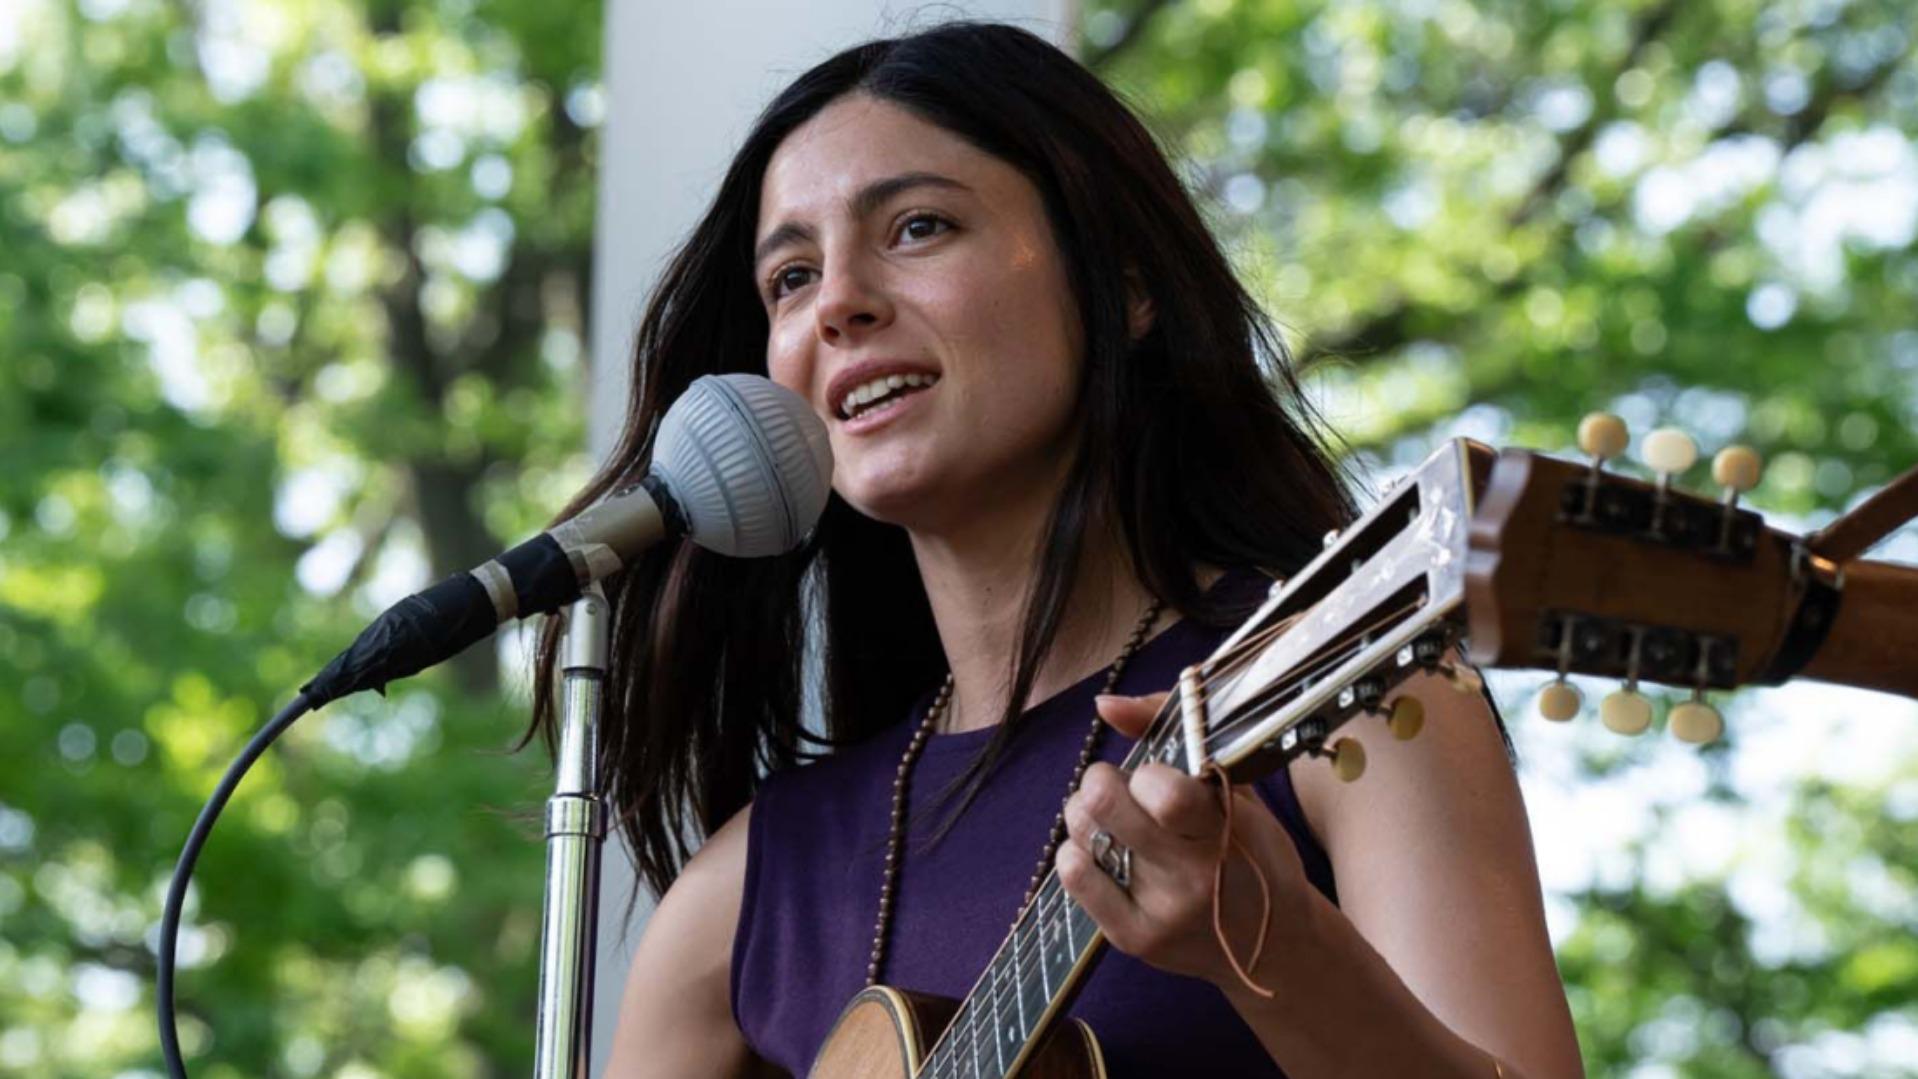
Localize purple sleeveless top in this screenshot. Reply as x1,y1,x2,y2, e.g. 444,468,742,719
731,575,1337,1077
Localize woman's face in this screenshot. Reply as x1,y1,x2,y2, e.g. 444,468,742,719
755,93,1083,532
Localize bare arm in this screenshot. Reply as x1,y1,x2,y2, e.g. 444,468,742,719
1271,670,1584,1078
602,804,765,1079
1062,674,1582,1077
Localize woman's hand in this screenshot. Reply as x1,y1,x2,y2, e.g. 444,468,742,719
1056,691,1320,992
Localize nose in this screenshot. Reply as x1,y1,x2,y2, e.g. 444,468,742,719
813,258,893,346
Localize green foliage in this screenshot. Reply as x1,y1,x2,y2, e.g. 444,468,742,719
2,0,596,1073
5,0,1915,1074
1088,0,1918,1073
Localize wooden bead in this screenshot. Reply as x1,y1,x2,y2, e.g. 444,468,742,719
1537,680,1582,722
1669,700,1724,745
1599,688,1652,735
1386,696,1425,741
1578,412,1629,459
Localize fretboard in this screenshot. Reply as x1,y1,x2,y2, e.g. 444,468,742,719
914,718,1190,1079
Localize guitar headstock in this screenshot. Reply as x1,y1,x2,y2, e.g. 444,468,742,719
1129,417,1836,797
1135,439,1491,788
1462,413,1832,745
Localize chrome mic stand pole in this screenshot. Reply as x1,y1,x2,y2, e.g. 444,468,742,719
534,582,610,1078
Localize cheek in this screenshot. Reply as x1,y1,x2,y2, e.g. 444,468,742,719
764,322,809,397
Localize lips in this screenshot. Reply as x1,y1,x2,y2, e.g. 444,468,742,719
823,359,942,423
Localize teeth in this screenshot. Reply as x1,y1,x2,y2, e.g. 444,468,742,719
839,372,938,419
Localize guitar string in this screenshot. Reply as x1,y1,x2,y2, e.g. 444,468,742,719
1197,598,1429,753
920,596,1424,1074
919,602,1419,1077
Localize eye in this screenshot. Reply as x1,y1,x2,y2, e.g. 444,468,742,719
767,264,815,301
895,212,953,244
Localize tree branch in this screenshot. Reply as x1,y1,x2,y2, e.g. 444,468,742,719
1299,0,1681,368
1085,0,1177,71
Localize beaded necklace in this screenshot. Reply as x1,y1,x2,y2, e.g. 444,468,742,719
865,599,1166,986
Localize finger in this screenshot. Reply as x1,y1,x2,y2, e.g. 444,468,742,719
1065,762,1182,864
1056,840,1150,948
1128,763,1223,842
1093,690,1170,740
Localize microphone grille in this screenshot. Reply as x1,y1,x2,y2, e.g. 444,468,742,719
651,374,833,557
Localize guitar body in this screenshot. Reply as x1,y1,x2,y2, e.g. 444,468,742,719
809,986,1106,1078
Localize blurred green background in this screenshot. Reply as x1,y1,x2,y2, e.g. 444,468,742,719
2,0,1914,1075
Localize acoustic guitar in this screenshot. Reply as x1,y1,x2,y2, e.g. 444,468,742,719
806,417,1918,1078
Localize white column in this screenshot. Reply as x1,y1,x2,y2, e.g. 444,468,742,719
585,3,1073,1072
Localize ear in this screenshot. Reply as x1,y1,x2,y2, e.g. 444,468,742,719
1124,269,1156,342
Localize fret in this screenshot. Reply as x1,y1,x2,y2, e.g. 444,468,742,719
1051,881,1081,988
1043,908,1058,1004
937,1002,979,1079
1003,924,1025,1046
1067,895,1100,954
957,1015,981,1079
959,1008,983,1079
991,951,1019,1073
1016,918,1046,1027
971,992,996,1079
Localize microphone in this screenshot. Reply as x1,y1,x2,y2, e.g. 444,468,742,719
299,373,831,707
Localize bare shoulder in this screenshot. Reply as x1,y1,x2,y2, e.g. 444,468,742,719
603,803,762,1078
1290,670,1584,1078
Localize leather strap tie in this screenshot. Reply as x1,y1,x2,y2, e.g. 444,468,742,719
1206,761,1276,999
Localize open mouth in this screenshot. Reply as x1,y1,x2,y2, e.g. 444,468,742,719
835,372,940,421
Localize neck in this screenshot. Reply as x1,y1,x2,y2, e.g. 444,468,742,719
908,490,1155,735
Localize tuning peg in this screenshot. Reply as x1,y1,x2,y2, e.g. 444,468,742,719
1642,427,1698,476
1577,412,1629,461
1670,639,1726,746
1539,614,1582,722
1602,626,1654,735
1384,696,1425,741
1669,699,1724,744
1712,445,1762,550
1599,687,1653,735
1712,445,1761,492
1538,679,1583,722
1329,737,1367,782
1575,413,1629,520
1641,427,1697,538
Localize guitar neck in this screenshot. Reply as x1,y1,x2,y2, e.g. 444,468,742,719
916,711,1192,1078
1799,557,1918,698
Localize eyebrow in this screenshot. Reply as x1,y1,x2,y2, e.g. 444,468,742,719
753,171,972,271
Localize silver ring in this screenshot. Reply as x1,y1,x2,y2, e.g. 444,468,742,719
1090,828,1132,891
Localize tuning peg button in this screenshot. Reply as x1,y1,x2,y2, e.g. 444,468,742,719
1712,446,1762,493
1642,428,1698,476
1538,680,1582,722
1385,696,1425,741
1599,688,1653,736
1669,699,1724,745
1578,413,1629,460
1330,738,1367,782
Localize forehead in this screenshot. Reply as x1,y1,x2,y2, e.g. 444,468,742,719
757,94,1013,228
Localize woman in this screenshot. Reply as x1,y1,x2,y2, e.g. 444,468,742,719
538,22,1583,1078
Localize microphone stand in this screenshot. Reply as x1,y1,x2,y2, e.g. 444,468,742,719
534,582,611,1078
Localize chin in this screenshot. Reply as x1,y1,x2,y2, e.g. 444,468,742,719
835,468,957,530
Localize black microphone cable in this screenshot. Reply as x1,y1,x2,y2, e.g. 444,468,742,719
157,692,312,1078
154,373,831,1075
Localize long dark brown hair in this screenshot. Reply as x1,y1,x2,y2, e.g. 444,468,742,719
528,22,1355,900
